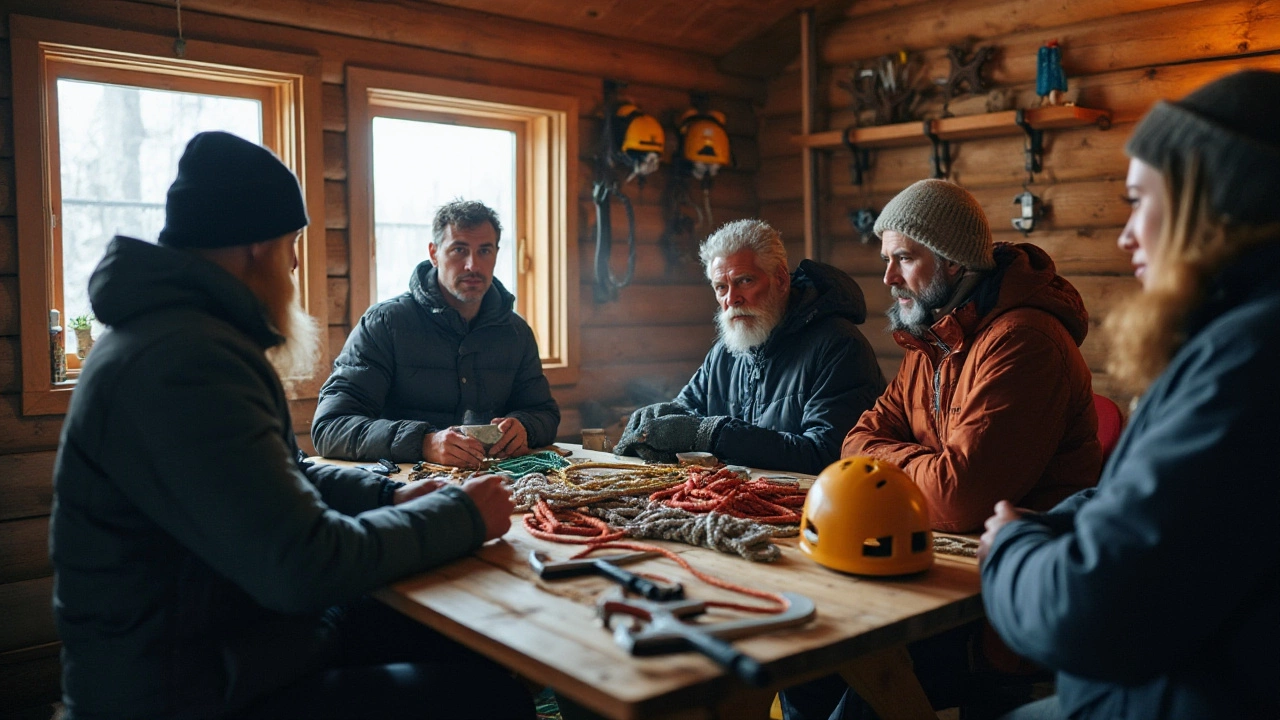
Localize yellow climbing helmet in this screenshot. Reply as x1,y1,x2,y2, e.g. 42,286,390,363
616,104,665,156
678,109,731,168
798,456,934,576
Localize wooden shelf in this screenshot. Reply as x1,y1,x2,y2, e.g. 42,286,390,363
792,105,1111,150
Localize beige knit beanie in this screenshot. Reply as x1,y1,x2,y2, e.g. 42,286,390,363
873,179,994,270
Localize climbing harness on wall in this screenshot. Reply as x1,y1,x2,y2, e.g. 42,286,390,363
593,80,664,302
659,92,732,268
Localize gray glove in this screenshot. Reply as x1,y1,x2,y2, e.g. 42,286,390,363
623,401,694,436
615,413,728,463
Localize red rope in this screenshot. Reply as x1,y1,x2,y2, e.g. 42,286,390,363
649,467,807,524
522,496,788,614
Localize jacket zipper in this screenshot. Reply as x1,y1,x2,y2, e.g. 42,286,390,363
928,330,951,419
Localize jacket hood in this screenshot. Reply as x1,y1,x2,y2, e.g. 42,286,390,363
967,242,1090,345
408,259,516,327
1186,239,1280,337
780,259,869,335
88,236,282,349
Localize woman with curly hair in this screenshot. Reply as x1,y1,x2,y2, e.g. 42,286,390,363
977,70,1280,720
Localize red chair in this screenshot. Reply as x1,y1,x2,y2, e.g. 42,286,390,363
1094,393,1124,462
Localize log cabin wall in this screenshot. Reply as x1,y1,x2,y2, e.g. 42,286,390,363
757,0,1280,399
0,0,762,707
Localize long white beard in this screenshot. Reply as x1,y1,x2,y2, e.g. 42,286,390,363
265,287,323,382
715,294,786,357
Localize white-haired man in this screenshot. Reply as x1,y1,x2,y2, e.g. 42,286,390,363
615,219,885,474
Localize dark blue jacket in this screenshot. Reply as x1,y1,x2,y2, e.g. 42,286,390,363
981,242,1280,719
53,237,489,719
674,260,886,474
312,260,559,461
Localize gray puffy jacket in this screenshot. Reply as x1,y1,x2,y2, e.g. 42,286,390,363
674,260,885,474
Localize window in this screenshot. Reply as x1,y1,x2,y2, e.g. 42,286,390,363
10,16,327,415
345,67,579,385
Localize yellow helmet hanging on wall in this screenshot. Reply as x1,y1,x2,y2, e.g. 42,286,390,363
798,456,934,576
678,109,731,175
616,104,664,155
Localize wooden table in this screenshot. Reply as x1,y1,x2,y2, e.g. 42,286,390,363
322,448,983,720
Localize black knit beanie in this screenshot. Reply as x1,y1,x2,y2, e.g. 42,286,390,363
158,131,309,249
1126,70,1280,225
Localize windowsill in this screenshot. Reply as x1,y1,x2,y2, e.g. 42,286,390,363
23,385,75,416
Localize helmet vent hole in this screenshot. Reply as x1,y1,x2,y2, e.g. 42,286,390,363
912,531,928,553
803,520,819,545
862,536,893,557
875,479,887,488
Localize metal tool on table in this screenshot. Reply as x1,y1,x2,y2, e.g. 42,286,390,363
598,591,816,687
528,550,685,602
354,458,399,476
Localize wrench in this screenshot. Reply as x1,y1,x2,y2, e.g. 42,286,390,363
528,550,685,602
598,591,817,687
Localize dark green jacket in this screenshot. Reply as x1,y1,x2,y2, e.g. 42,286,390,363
312,260,559,461
674,260,885,474
52,237,488,719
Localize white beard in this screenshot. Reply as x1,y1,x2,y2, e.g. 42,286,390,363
715,293,787,357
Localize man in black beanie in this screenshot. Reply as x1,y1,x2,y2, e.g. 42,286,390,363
50,131,533,719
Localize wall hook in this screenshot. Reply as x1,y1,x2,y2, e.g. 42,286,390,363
1015,109,1043,176
842,127,871,186
923,121,950,179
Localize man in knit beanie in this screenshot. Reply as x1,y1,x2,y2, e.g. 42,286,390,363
51,131,533,719
781,179,1102,720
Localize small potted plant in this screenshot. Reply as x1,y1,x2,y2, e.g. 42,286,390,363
69,313,95,360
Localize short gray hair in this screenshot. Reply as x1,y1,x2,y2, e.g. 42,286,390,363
698,219,788,279
432,199,502,245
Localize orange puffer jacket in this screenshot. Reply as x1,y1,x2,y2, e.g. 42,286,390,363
843,242,1101,532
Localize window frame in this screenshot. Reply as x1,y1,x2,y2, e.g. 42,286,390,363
345,66,579,385
10,16,329,415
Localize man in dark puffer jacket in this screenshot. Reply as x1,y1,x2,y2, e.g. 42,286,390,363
51,132,531,719
616,219,885,474
313,200,559,466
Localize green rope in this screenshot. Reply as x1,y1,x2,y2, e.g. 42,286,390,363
489,450,570,479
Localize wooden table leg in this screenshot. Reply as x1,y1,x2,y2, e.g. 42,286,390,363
710,685,777,720
838,643,935,720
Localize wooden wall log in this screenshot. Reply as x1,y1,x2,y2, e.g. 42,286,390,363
127,0,764,100
0,516,51,585
0,157,14,216
575,163,757,212
0,641,62,710
326,229,349,277
580,325,715,365
579,285,714,328
0,216,16,275
323,83,346,132
822,0,1200,63
324,180,347,230
0,39,10,98
0,575,55,653
551,360,699,406
0,335,18,394
327,277,348,327
0,98,12,158
0,395,63,454
830,0,1280,85
328,325,349,360
322,131,346,180
0,451,55,522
